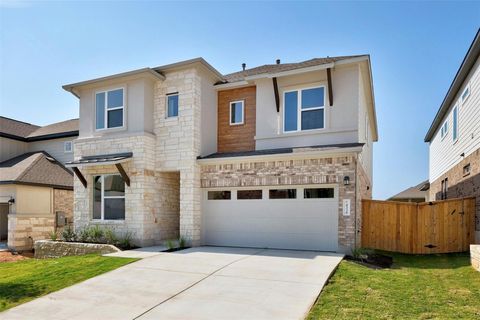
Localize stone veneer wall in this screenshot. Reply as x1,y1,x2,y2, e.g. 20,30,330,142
73,133,162,247
8,215,54,251
153,67,203,245
34,240,120,259
472,245,480,271
200,154,364,250
430,148,480,241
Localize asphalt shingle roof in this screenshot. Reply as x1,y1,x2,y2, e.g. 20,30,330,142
198,143,364,159
0,117,40,138
27,118,79,138
0,117,78,141
0,152,73,189
222,55,366,83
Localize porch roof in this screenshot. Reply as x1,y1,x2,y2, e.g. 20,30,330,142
65,152,133,167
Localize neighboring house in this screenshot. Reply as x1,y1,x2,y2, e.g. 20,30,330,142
63,55,377,253
387,180,429,203
425,29,480,243
0,117,79,250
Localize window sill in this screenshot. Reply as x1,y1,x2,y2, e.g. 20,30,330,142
90,219,126,224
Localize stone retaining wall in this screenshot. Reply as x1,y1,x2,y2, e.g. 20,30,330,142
472,245,480,272
34,240,120,259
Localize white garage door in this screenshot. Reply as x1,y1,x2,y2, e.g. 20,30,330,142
202,185,339,251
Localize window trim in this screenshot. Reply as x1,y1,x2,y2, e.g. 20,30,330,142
461,83,470,103
166,92,179,119
440,120,448,140
452,105,459,144
229,100,245,125
64,141,73,153
93,174,125,221
95,87,126,131
282,85,326,133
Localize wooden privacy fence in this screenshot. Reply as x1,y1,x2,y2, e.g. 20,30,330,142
362,197,476,254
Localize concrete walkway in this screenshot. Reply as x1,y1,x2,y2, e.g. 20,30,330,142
1,247,343,320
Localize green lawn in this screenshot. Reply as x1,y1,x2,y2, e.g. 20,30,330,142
0,254,137,311
308,252,480,320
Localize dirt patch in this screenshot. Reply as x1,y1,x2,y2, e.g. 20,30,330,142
0,251,33,263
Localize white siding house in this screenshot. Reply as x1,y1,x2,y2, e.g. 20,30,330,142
425,29,480,243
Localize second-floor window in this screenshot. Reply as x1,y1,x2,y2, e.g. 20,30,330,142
64,141,73,153
167,93,179,118
440,120,448,139
452,106,458,142
284,86,325,132
230,101,244,125
96,88,124,130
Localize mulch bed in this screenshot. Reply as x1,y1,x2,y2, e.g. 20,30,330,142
345,252,393,269
0,251,33,263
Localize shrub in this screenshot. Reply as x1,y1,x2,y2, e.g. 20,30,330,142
104,228,117,245
178,236,187,248
49,230,58,241
62,226,77,242
88,225,104,243
117,232,133,250
78,227,90,243
166,239,175,250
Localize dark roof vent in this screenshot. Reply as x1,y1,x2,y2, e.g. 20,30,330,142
242,63,246,71
276,59,281,64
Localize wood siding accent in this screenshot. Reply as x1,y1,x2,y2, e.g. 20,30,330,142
361,198,476,254
217,86,256,153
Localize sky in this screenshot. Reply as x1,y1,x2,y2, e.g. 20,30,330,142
0,1,479,200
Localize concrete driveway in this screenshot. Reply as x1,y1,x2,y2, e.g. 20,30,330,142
1,247,343,320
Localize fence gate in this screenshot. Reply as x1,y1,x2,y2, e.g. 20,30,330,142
361,197,475,254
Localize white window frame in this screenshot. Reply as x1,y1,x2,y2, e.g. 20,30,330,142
229,100,244,125
283,85,326,133
452,105,459,144
93,174,125,221
440,120,448,140
64,141,73,153
166,93,179,118
95,87,125,131
461,83,470,103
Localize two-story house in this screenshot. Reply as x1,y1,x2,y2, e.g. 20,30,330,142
0,117,78,250
425,29,480,243
63,55,377,253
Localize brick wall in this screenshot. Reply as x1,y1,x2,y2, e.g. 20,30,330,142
430,148,480,239
54,189,73,223
200,153,365,250
217,86,256,152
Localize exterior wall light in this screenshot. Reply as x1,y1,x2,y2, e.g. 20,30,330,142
8,197,15,205
343,176,350,186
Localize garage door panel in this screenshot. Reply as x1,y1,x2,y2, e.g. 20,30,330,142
202,186,339,251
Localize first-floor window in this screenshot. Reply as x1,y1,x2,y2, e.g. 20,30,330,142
93,174,125,220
